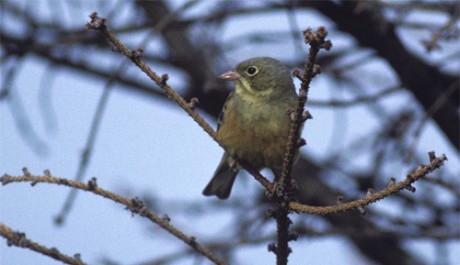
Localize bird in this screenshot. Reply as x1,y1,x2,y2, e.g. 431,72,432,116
202,57,300,199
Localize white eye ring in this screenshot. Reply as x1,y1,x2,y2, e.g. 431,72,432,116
246,66,258,76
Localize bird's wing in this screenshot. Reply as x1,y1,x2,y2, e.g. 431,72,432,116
217,91,234,132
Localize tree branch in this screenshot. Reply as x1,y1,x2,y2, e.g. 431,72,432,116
289,152,447,214
0,223,86,265
0,170,227,265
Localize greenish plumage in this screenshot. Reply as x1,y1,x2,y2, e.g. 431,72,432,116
202,57,299,199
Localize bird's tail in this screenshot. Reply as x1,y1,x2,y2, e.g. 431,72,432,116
202,155,238,199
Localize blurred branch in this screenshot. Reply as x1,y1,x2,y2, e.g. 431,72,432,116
422,5,460,52
308,0,460,150
0,31,167,99
1,57,48,155
53,62,124,226
423,176,460,197
308,85,400,108
405,81,459,162
294,223,460,240
379,1,459,13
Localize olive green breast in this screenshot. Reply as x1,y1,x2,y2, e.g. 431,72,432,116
218,91,295,169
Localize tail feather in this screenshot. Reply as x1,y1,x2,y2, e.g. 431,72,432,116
203,155,238,199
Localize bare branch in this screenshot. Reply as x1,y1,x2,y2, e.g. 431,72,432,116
289,152,448,214
0,171,227,265
0,223,87,265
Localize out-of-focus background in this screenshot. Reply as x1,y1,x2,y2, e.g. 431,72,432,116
1,1,459,264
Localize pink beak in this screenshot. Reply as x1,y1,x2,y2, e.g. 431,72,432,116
218,70,241,81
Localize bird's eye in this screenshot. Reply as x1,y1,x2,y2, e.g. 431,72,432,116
246,66,258,76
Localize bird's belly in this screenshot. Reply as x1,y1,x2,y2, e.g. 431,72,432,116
220,123,289,169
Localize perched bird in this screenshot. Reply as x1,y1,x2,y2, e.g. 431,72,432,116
202,57,300,199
